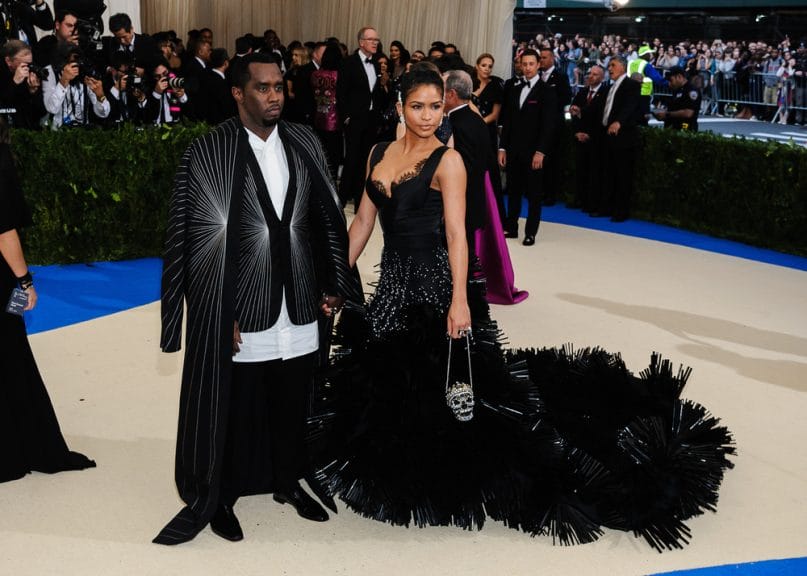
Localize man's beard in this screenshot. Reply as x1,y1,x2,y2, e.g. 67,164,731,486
262,117,279,128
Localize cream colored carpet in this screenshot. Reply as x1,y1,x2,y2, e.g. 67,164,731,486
2,221,806,575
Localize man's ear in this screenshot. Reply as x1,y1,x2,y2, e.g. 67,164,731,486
231,86,242,104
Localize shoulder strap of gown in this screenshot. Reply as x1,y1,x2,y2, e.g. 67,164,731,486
421,145,450,185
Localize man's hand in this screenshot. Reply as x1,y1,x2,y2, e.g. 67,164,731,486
320,294,344,317
531,151,545,170
569,104,581,118
232,320,242,355
574,132,590,143
13,62,30,85
60,62,79,86
85,76,105,99
154,75,168,94
497,149,507,169
607,121,621,136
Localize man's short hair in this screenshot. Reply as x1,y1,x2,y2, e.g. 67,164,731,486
54,9,78,24
521,48,539,61
2,39,31,60
109,13,133,34
235,35,252,55
444,69,472,101
231,51,279,88
210,48,229,69
357,27,375,43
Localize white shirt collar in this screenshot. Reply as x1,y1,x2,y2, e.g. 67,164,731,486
213,68,225,79
246,124,281,147
448,103,469,116
195,56,206,68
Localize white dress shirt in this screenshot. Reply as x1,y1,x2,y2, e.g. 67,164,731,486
42,65,111,129
233,127,319,363
519,77,536,108
360,50,377,106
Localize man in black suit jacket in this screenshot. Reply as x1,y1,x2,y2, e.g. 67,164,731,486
538,47,572,206
498,49,557,246
32,9,77,67
107,13,160,75
444,69,488,257
336,26,386,208
569,64,608,213
198,47,236,125
601,56,641,222
1,0,53,47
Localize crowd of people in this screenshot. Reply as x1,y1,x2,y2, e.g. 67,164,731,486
514,32,807,124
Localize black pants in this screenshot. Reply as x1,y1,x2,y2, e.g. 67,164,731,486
220,351,317,506
602,142,636,220
505,159,544,238
340,118,377,207
574,139,604,212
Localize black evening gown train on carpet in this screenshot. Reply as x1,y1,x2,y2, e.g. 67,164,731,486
309,143,734,552
0,142,95,484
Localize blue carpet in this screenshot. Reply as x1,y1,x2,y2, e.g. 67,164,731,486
653,557,807,576
25,258,161,335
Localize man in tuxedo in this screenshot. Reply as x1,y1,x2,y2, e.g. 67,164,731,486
198,47,236,125
498,49,557,246
292,41,325,126
498,53,523,134
179,35,211,120
337,26,385,208
107,13,160,77
568,64,608,213
600,56,641,222
443,69,488,257
538,47,572,206
1,0,52,47
154,52,361,545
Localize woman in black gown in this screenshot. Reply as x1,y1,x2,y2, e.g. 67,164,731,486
311,69,734,551
0,119,95,483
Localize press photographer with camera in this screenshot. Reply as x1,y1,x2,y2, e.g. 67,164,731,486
105,50,144,123
41,41,109,128
143,58,187,125
0,0,53,47
32,9,78,68
1,39,47,128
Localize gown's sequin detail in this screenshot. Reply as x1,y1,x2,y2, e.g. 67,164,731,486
309,142,735,552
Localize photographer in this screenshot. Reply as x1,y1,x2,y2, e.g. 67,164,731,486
0,0,53,47
143,59,187,125
41,42,110,128
105,50,145,123
1,39,46,128
32,9,78,68
107,12,160,78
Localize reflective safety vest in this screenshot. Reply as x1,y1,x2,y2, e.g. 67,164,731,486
628,58,654,96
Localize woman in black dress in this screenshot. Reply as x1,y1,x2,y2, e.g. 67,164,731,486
311,69,735,551
0,118,95,483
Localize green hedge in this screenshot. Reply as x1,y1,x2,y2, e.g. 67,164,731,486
12,122,209,264
11,122,807,264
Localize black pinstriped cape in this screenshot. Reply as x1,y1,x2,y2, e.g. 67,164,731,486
156,117,361,541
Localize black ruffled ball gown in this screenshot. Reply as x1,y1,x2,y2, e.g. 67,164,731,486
309,142,734,552
0,143,95,484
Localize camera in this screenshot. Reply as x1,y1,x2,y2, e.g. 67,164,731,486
167,76,185,90
77,57,103,81
27,63,49,81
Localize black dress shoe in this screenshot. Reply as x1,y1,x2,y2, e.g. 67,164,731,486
153,507,202,546
522,235,535,246
210,504,243,542
273,484,329,522
503,229,518,239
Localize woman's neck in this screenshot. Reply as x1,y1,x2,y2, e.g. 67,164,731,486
401,131,438,155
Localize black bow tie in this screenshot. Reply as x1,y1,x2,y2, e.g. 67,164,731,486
365,57,373,64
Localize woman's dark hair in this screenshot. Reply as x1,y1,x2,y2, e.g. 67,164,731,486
320,43,342,71
390,40,410,66
399,65,444,103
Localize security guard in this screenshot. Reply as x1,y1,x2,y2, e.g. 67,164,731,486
655,66,700,131
628,45,665,123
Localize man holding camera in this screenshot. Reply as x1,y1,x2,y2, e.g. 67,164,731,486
41,43,109,129
105,51,145,123
33,9,78,68
143,59,187,125
107,13,159,78
1,39,46,129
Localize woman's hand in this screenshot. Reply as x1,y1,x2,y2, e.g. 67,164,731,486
447,300,471,340
23,285,37,311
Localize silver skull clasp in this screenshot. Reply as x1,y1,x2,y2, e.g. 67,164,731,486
446,381,474,422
